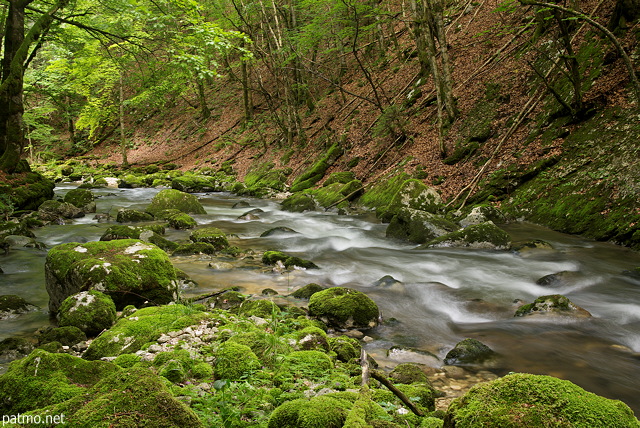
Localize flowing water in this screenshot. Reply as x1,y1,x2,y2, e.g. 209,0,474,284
2,184,640,412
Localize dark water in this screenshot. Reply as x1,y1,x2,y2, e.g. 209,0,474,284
2,185,640,412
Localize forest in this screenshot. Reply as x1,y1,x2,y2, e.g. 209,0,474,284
1,0,640,426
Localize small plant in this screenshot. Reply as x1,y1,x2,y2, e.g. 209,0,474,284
0,194,14,221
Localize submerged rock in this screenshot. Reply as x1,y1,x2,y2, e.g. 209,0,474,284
514,294,591,318
443,373,640,427
260,226,298,237
0,295,37,319
45,239,180,313
308,287,379,329
535,270,582,287
443,338,496,365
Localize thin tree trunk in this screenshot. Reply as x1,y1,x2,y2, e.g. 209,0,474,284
119,73,128,168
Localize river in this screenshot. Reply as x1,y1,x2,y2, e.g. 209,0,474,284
2,184,640,413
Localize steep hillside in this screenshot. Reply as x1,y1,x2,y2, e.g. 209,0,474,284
86,0,639,248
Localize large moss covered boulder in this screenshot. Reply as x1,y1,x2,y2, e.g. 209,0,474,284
58,291,117,336
0,349,119,414
308,287,379,329
421,221,511,250
443,373,640,428
83,304,208,360
386,208,458,244
146,189,206,216
190,226,229,250
381,179,443,222
63,188,95,213
281,193,316,212
45,239,180,313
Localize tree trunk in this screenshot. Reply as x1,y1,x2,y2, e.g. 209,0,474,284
0,0,69,173
119,73,129,168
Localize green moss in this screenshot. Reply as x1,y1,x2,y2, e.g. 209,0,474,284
58,291,117,336
294,326,329,351
171,174,217,192
290,143,344,192
146,189,206,216
328,336,361,362
308,287,379,329
280,350,333,381
262,250,319,269
387,209,458,244
389,363,429,384
3,171,55,211
444,373,640,427
324,171,356,186
113,353,142,368
443,338,495,365
268,395,352,428
422,221,511,250
32,366,204,427
291,283,325,299
45,239,180,312
173,242,218,255
190,227,229,250
215,341,261,380
37,326,87,347
168,212,197,229
115,209,154,222
63,188,94,208
358,172,411,219
83,305,207,360
0,295,33,314
281,193,316,212
514,294,588,317
237,299,281,318
0,349,119,414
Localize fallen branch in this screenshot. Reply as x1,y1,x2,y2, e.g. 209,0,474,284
371,369,424,417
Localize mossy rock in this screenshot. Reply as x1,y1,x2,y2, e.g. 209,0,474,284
294,326,329,351
146,189,206,216
63,188,95,212
34,366,204,427
214,341,261,380
290,283,325,299
45,239,180,313
3,171,55,211
167,212,197,229
329,336,361,362
171,174,216,192
0,295,36,319
83,304,208,360
0,349,119,414
389,363,430,384
381,179,444,222
58,291,117,337
443,372,640,428
290,143,344,192
324,171,356,187
145,232,180,252
152,208,183,220
37,326,87,347
514,294,592,318
443,338,496,365
308,287,379,329
262,250,319,269
260,226,299,237
421,221,511,250
190,226,229,250
115,208,154,222
173,242,218,256
387,208,458,244
443,141,480,166
281,193,317,213
0,337,35,360
357,172,411,218
208,290,246,311
100,224,164,241
237,299,281,318
267,395,352,428
118,174,150,188
37,200,84,222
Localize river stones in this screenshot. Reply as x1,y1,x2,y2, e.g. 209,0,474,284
45,239,181,313
443,373,640,428
190,227,229,250
514,294,591,318
171,174,217,193
458,205,507,228
535,270,582,287
443,338,496,365
146,189,206,216
58,291,117,336
421,221,511,250
262,250,319,269
38,200,84,223
308,287,379,329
